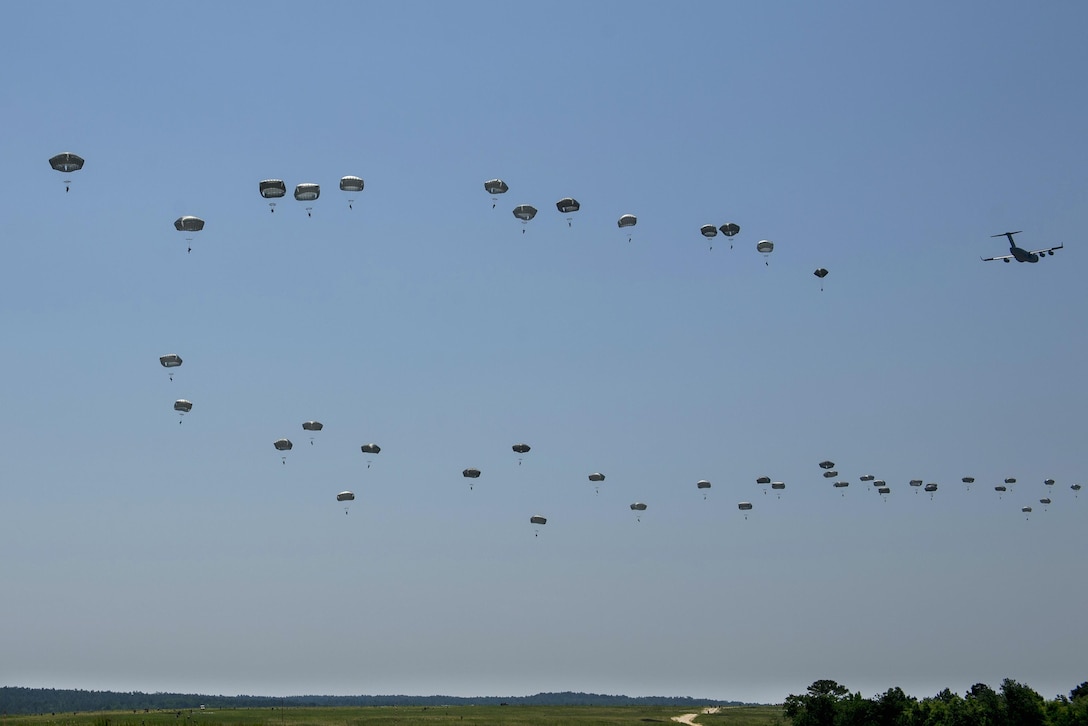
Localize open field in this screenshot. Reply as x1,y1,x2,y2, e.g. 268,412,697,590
0,705,785,726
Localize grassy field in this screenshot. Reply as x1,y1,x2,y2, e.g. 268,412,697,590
0,705,786,726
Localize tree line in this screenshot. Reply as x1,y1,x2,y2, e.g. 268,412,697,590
0,688,742,715
783,678,1088,726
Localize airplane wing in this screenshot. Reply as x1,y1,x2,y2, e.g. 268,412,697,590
981,254,1013,262
1028,243,1063,256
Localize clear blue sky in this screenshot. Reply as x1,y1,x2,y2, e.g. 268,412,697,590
2,0,1086,706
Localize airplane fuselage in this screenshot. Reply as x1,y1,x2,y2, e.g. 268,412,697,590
1009,246,1039,263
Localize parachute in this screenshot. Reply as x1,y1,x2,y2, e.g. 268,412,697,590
697,479,711,500
630,501,647,521
159,353,182,381
814,267,829,291
173,399,192,423
719,223,740,248
738,501,753,519
49,152,84,192
819,460,835,470
512,443,530,465
463,468,481,489
556,198,580,227
618,214,637,242
771,481,785,498
1004,477,1017,484
756,239,774,265
962,476,975,490
174,216,205,232
340,176,364,209
859,474,875,482
512,204,537,232
174,216,205,254
361,443,381,468
924,483,938,499
700,224,718,250
274,438,293,464
530,514,547,536
484,179,508,208
822,470,838,478
756,476,771,484
259,179,287,212
588,472,605,493
337,490,355,514
294,183,320,217
302,420,323,445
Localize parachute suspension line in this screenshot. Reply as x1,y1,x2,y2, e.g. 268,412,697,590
306,207,313,218
269,202,276,214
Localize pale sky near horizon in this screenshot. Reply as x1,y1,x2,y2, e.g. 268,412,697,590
1,1,1086,707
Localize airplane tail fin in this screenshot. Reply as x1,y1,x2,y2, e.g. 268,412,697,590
991,230,1023,245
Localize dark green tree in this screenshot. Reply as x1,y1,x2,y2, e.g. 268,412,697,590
871,686,915,726
963,682,1006,726
1001,678,1045,726
784,680,851,726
